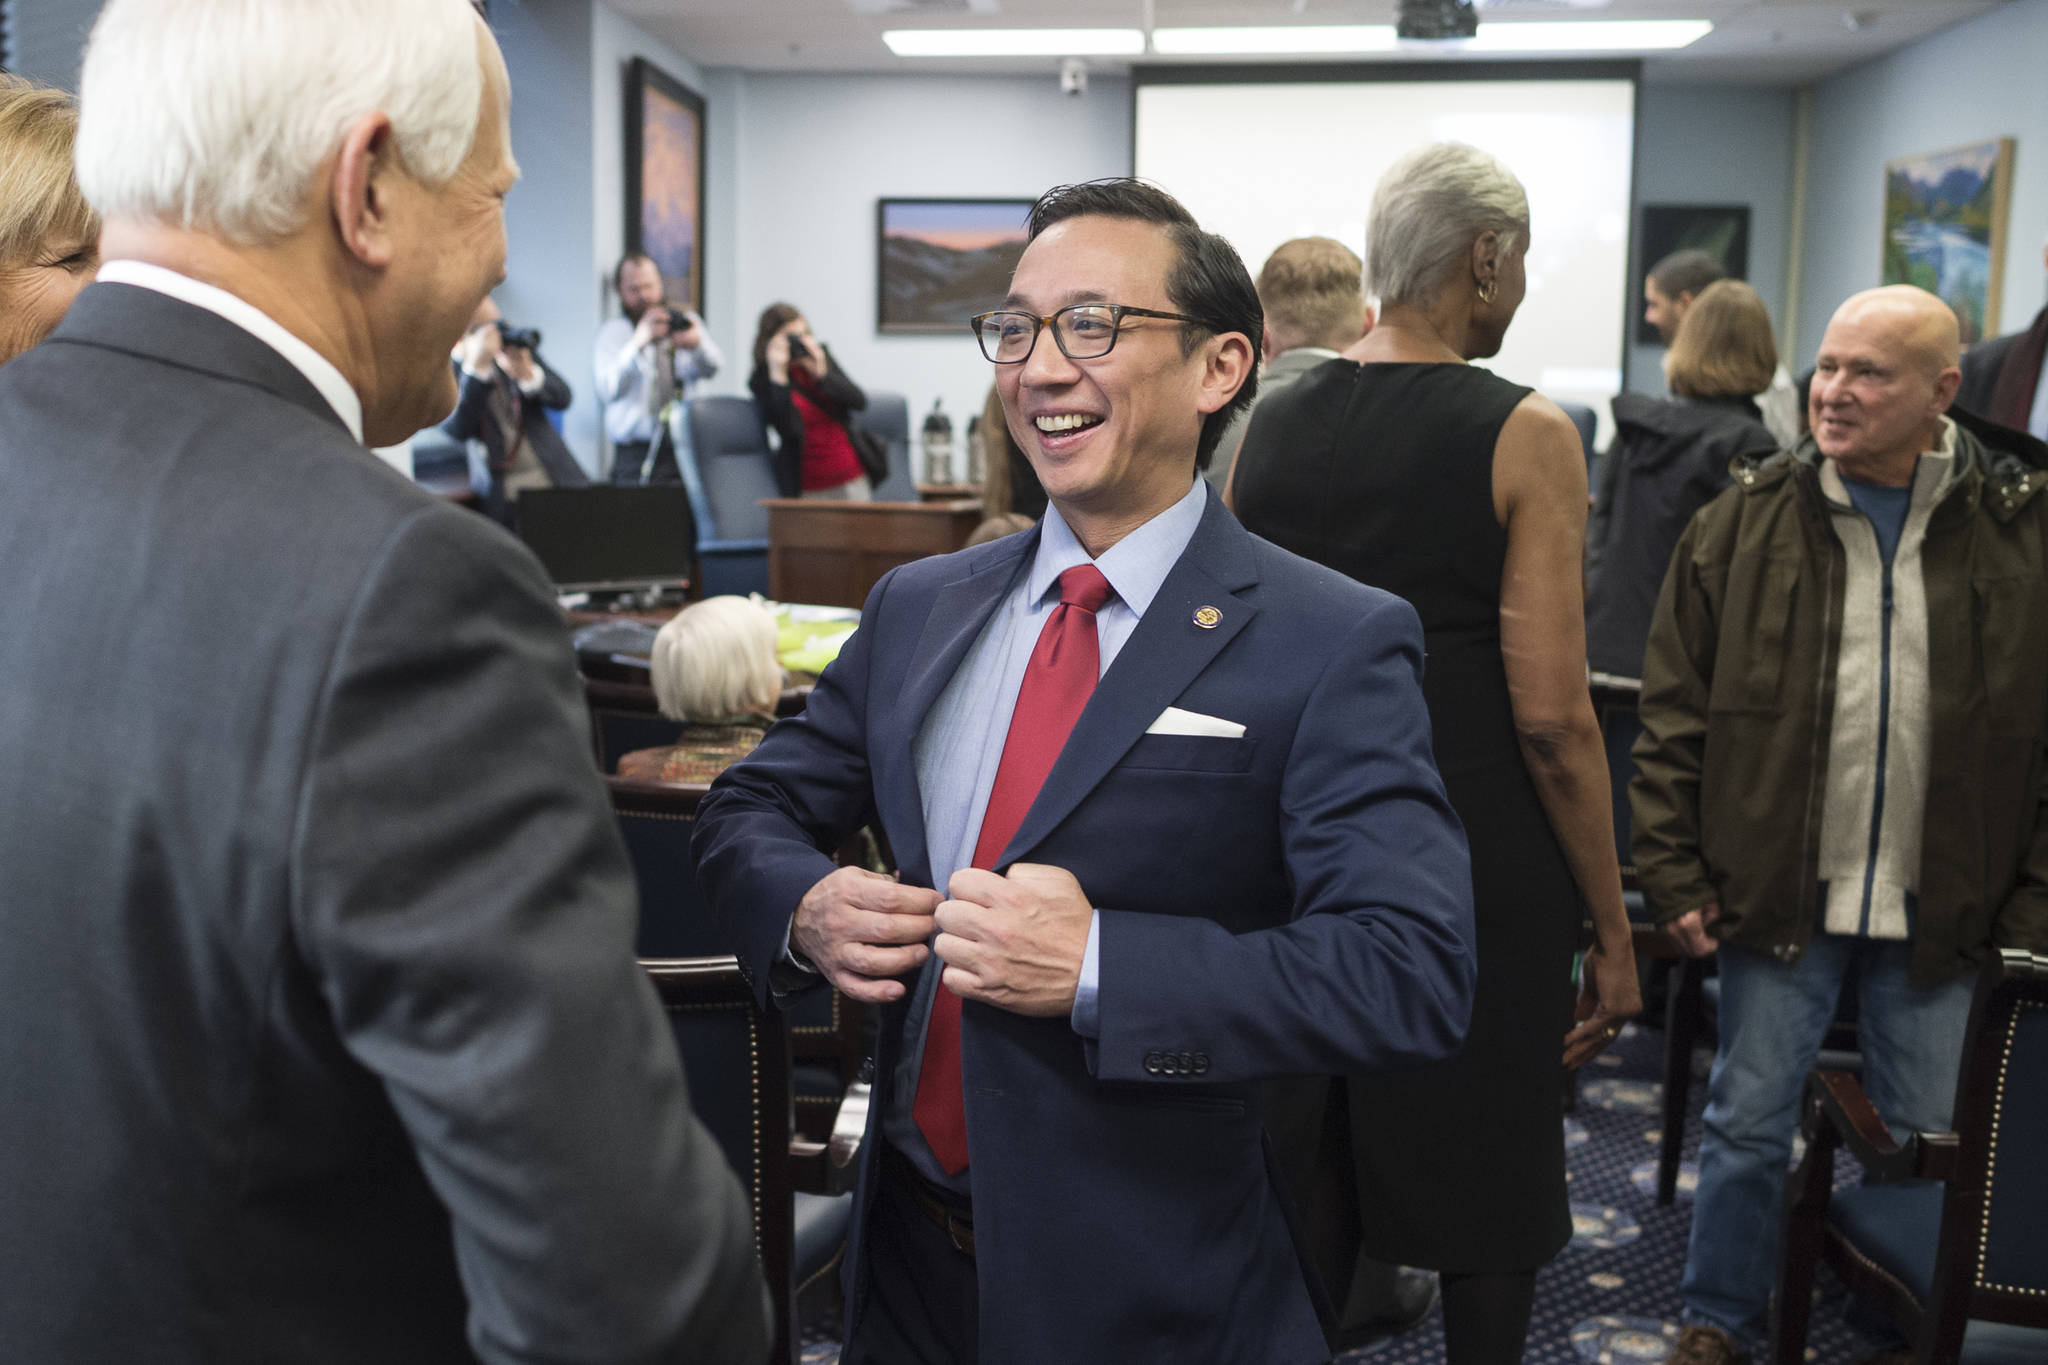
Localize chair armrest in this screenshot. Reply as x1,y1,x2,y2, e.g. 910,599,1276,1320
790,1078,868,1198
1802,1069,1956,1182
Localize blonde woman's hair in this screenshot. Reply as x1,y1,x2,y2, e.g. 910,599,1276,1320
1664,279,1778,400
0,76,97,267
1366,142,1528,309
649,596,782,724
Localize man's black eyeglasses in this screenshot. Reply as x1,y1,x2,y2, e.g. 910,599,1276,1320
970,304,1207,364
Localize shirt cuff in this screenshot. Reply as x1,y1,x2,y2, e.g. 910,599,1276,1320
768,919,823,1002
1069,910,1102,1038
516,369,546,396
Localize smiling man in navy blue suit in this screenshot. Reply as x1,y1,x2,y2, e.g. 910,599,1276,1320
693,179,1477,1365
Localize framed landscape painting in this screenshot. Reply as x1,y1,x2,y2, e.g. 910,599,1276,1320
877,198,1034,334
1636,205,1750,344
1882,137,2014,346
624,58,705,314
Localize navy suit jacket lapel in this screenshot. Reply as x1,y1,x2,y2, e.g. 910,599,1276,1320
995,494,1260,867
876,527,1039,888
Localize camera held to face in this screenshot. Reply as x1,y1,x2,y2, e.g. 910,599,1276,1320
494,320,542,352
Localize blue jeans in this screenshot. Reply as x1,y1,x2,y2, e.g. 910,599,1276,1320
1681,935,1972,1349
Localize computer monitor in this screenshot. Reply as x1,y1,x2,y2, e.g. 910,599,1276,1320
514,485,696,594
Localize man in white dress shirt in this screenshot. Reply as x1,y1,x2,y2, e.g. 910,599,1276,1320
595,251,723,483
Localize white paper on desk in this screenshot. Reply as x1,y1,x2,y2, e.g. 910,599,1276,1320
1144,706,1246,739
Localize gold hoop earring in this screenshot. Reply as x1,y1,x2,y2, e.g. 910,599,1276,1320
1476,280,1499,305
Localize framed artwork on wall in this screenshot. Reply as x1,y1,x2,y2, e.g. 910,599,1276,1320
1636,205,1751,344
1882,137,2014,346
624,57,706,314
876,198,1034,335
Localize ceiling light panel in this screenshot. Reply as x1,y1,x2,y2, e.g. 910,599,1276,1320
883,28,1148,56
1151,25,1402,54
1150,17,1712,55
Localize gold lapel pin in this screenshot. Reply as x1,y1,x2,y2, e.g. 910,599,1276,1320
1193,605,1222,629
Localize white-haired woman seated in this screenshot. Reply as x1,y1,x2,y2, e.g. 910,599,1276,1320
615,595,784,784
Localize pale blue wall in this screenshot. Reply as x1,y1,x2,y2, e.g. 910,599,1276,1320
491,0,599,471
1797,0,2048,362
1626,84,1798,393
717,70,1133,474
2,0,97,88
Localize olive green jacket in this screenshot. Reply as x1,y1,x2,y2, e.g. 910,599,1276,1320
1629,415,2048,986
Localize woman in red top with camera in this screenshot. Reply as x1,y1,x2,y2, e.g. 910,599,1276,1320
748,302,881,499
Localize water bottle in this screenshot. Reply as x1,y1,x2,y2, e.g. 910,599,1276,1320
921,398,955,486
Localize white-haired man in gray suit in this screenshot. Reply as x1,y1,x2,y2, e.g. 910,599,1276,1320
0,3,767,1361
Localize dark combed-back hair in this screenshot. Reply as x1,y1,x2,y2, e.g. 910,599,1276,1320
1649,248,1727,302
1025,178,1262,469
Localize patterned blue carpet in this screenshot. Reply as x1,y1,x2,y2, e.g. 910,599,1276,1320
801,1020,1891,1363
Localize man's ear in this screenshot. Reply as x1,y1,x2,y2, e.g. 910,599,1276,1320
1932,364,1963,414
1196,331,1256,416
330,112,399,270
1260,322,1277,359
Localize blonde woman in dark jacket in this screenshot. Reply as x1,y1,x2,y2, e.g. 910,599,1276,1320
1586,280,1780,679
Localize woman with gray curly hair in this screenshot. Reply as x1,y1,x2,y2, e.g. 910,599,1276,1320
0,75,99,365
1233,141,1640,1364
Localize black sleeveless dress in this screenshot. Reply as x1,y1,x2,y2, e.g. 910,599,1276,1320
1234,361,1577,1272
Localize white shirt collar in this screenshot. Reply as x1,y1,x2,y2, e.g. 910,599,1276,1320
97,260,364,443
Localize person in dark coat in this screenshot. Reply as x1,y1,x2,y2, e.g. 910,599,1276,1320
1955,235,2047,441
0,4,770,1360
1587,279,1782,678
441,295,589,527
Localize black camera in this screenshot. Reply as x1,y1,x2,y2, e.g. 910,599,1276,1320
494,321,542,351
656,305,693,333
784,332,813,364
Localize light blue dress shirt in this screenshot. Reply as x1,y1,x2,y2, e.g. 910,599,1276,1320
883,476,1209,1190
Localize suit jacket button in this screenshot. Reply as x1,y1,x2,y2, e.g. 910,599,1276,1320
1177,1051,1194,1074
1144,1051,1163,1074
1192,1053,1210,1075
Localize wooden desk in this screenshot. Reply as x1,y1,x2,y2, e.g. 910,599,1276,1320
915,483,982,504
762,498,983,609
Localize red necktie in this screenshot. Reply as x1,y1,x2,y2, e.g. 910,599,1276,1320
913,563,1115,1175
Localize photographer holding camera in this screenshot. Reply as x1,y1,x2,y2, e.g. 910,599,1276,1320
597,251,722,484
749,301,886,500
442,295,587,527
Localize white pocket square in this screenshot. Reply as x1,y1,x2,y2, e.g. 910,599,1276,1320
1145,706,1246,739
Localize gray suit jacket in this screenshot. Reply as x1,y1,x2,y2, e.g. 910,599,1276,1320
0,283,768,1364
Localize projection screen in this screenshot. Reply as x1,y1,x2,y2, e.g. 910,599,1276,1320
1134,70,1638,430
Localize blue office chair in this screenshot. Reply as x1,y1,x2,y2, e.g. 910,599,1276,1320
851,391,917,502
679,397,778,598
1777,949,2048,1365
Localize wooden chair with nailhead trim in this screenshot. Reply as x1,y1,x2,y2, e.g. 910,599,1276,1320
644,958,854,1365
1775,949,2048,1365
